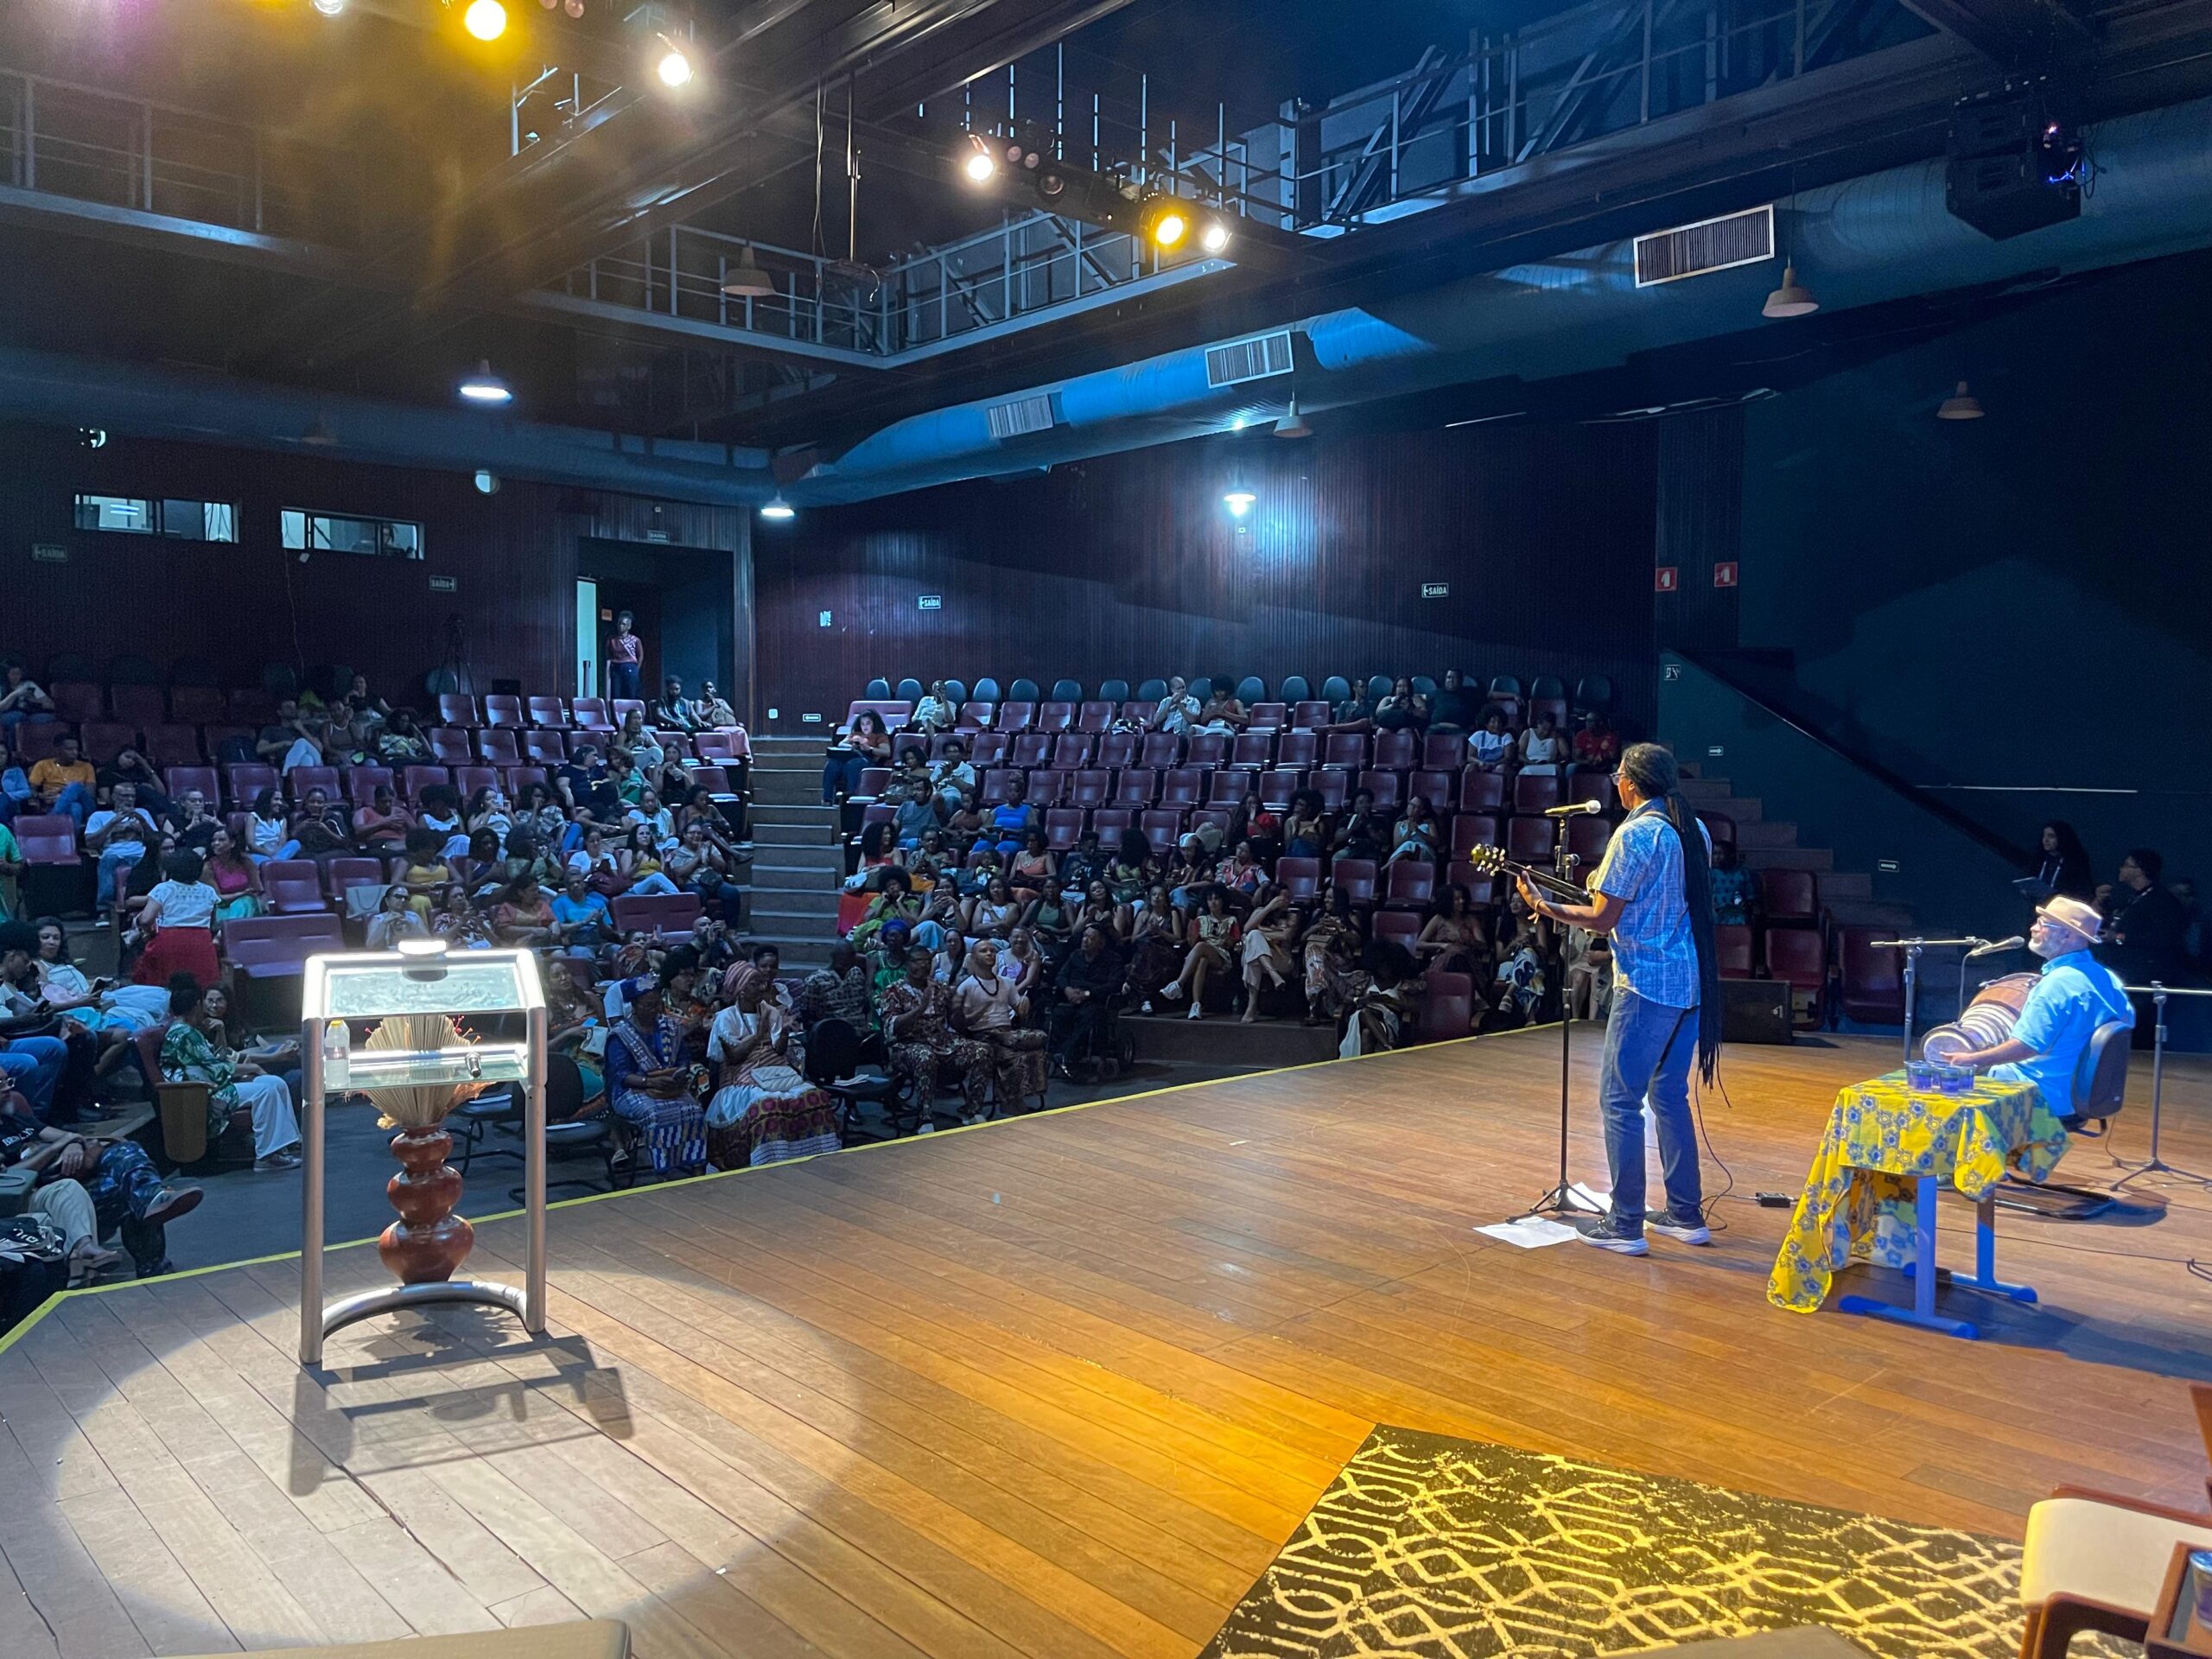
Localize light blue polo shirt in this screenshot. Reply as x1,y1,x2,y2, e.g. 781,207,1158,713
1989,949,2134,1116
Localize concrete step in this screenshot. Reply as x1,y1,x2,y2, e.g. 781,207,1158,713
1820,871,1873,900
747,931,837,967
751,906,843,933
749,887,842,917
750,802,842,828
751,847,843,875
1121,1013,1339,1068
1680,777,1732,801
1739,844,1834,872
753,820,838,848
752,776,825,807
1733,819,1799,849
1705,796,1762,824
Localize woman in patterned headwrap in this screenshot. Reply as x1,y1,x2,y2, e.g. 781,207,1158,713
601,976,708,1177
704,963,842,1168
877,944,989,1124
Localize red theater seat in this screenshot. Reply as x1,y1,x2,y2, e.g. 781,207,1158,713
1090,808,1133,850
288,766,341,804
1762,868,1820,925
1077,701,1116,734
995,702,1036,734
1035,702,1075,735
1045,809,1084,851
980,769,1021,806
1277,858,1322,902
1024,771,1065,808
1310,769,1348,812
1208,769,1255,806
1506,816,1554,863
478,728,522,766
1568,772,1616,810
526,696,571,728
969,733,1009,768
1408,771,1456,813
1371,910,1421,953
1070,769,1111,808
1291,701,1332,730
1332,858,1378,906
1715,923,1756,979
143,723,201,767
1009,733,1052,770
1357,770,1402,812
1418,971,1475,1043
1096,731,1138,770
524,730,569,766
1512,773,1563,816
346,766,394,807
15,815,79,867
1382,859,1435,912
1462,768,1508,815
1838,926,1906,1023
1567,816,1612,868
1114,768,1158,806
1371,731,1417,772
224,763,279,809
429,728,474,766
570,698,614,732
1137,733,1181,770
325,857,385,902
437,694,481,728
1321,734,1367,771
262,860,331,915
80,721,135,765
168,685,226,726
1139,809,1185,847
222,914,345,980
1422,734,1466,771
1246,702,1287,732
1183,733,1230,769
1452,814,1502,866
609,892,702,940
483,695,524,729
1259,768,1303,810
1048,734,1092,770
164,766,219,806
1765,927,1828,1026
454,766,500,801
1230,733,1274,770
403,766,451,805
48,682,102,724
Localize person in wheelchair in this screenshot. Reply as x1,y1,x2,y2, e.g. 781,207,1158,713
1949,895,2134,1129
1051,924,1127,1082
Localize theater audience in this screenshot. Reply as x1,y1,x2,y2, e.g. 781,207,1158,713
29,734,98,824
1153,677,1202,734
1516,711,1567,775
911,682,957,733
1468,709,1515,771
86,782,158,906
1051,925,1123,1076
822,709,892,804
2033,820,2096,902
1573,711,1619,775
2101,848,2189,988
1239,884,1300,1023
880,944,988,1126
1416,885,1488,977
952,940,1046,1114
1427,669,1481,735
130,850,219,988
160,975,302,1170
1707,841,1759,928
0,664,57,752
365,885,429,950
1374,677,1427,733
694,681,739,729
603,975,708,1177
1161,887,1239,1020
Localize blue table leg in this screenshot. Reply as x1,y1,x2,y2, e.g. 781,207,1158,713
1949,1194,2039,1302
1837,1176,1981,1338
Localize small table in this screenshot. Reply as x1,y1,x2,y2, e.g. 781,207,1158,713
2152,1542,2212,1659
1766,1070,2069,1338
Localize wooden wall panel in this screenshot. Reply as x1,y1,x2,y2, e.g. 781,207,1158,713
756,422,1660,729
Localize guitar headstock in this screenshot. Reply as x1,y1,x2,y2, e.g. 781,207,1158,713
1466,843,1509,876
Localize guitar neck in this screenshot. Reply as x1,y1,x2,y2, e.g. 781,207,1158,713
1477,855,1591,906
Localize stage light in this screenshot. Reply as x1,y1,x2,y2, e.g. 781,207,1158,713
1223,488,1255,518
960,134,997,186
760,495,796,520
564,0,583,14
463,0,507,41
457,360,512,404
474,469,500,494
1936,379,1985,420
1761,263,1818,318
1140,197,1190,251
654,37,693,87
1198,217,1232,255
312,0,346,15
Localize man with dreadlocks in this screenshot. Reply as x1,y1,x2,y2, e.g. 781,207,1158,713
1514,741,1721,1255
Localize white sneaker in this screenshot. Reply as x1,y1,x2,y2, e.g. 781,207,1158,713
1185,1002,1204,1020
916,1121,936,1135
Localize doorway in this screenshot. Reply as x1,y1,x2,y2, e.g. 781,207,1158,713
575,579,598,701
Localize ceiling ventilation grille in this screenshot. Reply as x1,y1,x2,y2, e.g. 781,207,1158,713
1205,330,1295,388
1633,205,1775,287
986,393,1056,442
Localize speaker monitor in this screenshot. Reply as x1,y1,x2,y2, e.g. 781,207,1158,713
1946,84,2082,242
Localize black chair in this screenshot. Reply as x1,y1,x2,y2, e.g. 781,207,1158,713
1993,1019,2133,1220
804,1018,906,1142
453,1059,625,1201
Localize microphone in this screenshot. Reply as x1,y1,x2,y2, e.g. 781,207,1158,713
1965,935,2026,960
1541,799,1605,818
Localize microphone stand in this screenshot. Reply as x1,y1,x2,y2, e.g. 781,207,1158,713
2112,982,2212,1190
1523,818,1590,1218
1867,936,1987,1065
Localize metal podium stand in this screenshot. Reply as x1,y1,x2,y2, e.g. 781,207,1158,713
297,941,548,1367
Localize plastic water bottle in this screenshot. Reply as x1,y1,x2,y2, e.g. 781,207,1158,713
321,1020,351,1094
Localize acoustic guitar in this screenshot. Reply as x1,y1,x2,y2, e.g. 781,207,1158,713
1465,842,1592,908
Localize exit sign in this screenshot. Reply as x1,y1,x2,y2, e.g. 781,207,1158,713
1421,582,1449,599
918,594,943,611
30,543,67,563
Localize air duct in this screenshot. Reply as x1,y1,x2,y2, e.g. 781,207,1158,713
808,92,2212,503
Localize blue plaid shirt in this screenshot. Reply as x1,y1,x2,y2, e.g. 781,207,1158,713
1591,802,1710,1010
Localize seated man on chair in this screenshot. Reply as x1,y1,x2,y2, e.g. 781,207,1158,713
1952,896,2134,1128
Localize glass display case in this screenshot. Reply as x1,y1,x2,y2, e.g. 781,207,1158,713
296,941,548,1366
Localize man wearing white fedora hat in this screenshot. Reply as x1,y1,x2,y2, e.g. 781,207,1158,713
1948,894,2134,1125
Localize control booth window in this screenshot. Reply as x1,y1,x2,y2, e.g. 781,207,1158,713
281,509,424,560
73,495,239,543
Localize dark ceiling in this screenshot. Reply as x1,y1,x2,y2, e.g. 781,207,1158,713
2,0,2209,467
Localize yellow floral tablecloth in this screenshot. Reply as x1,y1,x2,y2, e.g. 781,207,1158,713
1766,1071,2068,1313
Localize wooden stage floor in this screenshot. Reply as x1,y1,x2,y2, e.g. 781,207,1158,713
6,1029,2212,1658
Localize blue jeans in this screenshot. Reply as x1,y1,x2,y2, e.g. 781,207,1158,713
97,847,146,906
607,662,640,700
1595,988,1703,1229
52,781,95,828
1,1036,70,1121
822,749,868,802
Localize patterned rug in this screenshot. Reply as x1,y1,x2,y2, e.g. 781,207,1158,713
1200,1427,2072,1658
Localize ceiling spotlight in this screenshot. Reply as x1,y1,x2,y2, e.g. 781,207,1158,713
720,251,773,298
1223,488,1255,518
462,0,507,41
312,0,346,15
1936,379,1985,420
564,0,583,14
1762,263,1819,319
457,359,512,404
1140,197,1190,251
474,468,500,494
654,36,693,87
760,495,796,521
1199,217,1232,255
960,134,997,186
1274,395,1312,440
